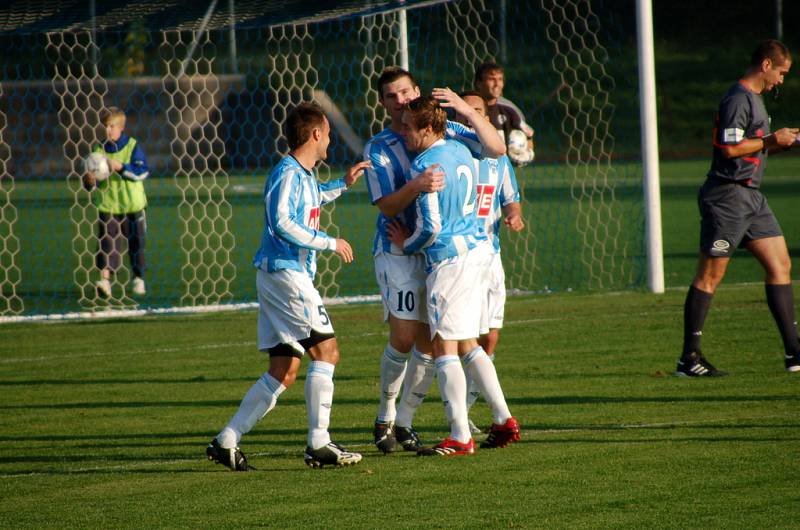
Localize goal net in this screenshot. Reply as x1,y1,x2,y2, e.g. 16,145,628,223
0,0,645,318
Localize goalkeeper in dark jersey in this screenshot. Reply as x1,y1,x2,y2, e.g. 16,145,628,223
677,40,800,376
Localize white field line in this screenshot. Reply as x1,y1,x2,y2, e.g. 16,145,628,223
0,280,770,325
0,414,788,478
0,295,381,325
0,299,755,364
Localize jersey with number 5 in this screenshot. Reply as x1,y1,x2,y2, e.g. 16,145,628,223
473,154,521,253
404,139,482,267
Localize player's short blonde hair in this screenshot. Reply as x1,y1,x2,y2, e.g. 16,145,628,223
100,106,126,126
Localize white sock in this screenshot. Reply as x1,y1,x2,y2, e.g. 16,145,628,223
462,347,510,425
435,354,470,443
395,348,435,428
217,372,286,448
377,344,410,423
466,353,494,410
305,360,335,450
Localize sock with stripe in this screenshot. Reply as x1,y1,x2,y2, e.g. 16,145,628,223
462,347,511,425
377,344,409,423
395,348,435,428
217,372,286,448
305,361,335,450
465,353,494,410
683,285,713,355
435,354,471,444
765,283,800,355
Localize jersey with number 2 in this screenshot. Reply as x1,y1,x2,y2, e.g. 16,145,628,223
404,139,482,267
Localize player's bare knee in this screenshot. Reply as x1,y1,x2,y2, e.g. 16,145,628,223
389,319,417,352
694,267,725,293
389,326,417,353
390,335,415,353
307,336,340,365
777,255,792,277
267,351,301,387
278,370,298,388
457,338,479,355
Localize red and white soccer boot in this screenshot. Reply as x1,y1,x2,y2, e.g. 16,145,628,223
480,416,521,448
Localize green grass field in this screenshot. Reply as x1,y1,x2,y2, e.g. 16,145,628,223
1,285,798,528
2,156,800,527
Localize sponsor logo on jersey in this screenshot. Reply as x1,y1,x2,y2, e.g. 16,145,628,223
308,207,321,229
476,184,496,217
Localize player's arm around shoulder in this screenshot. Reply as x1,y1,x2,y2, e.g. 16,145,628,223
434,87,505,158
402,190,441,253
344,160,371,188
317,160,370,204
373,164,445,218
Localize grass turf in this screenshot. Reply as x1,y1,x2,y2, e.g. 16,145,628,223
0,284,798,528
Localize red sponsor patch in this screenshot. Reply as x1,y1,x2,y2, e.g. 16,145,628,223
476,184,496,217
308,207,321,229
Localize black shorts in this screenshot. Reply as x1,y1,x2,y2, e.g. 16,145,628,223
698,178,782,257
267,330,336,358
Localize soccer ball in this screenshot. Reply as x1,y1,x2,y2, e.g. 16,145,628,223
507,129,534,166
85,152,110,181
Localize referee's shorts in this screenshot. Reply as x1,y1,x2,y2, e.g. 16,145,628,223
698,177,782,257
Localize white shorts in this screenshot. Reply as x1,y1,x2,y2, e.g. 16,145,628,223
256,268,334,354
426,245,491,341
374,251,428,323
480,252,506,335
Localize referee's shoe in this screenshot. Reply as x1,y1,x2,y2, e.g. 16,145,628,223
675,350,727,377
785,352,800,373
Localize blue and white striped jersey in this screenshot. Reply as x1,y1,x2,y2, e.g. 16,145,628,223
364,121,484,255
253,155,347,278
403,138,483,268
473,155,521,253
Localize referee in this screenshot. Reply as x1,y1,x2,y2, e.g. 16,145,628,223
678,40,800,376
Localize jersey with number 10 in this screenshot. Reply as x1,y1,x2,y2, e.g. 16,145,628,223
403,139,483,268
473,154,521,253
253,155,347,279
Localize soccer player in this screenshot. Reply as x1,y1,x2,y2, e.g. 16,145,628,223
387,96,520,456
454,91,525,431
364,67,506,454
474,62,535,166
206,103,370,470
677,40,800,376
